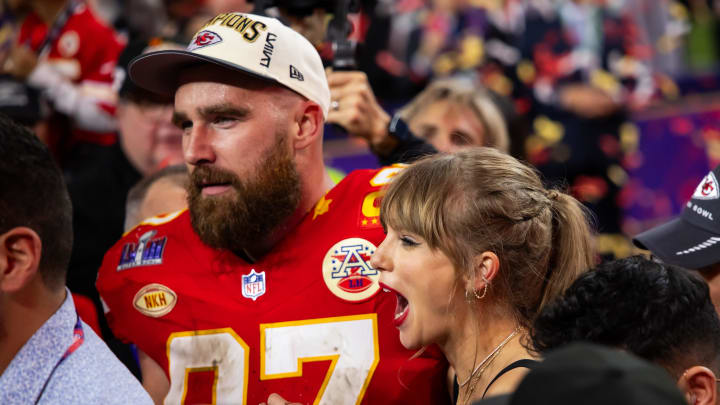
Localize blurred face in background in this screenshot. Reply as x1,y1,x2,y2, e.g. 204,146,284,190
408,99,486,153
118,100,184,175
139,178,187,221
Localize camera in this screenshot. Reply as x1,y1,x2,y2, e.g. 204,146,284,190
254,0,358,70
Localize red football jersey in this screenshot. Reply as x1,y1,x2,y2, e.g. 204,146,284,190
18,3,124,143
97,167,450,405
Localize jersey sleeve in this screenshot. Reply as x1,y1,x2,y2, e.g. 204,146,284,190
96,210,185,344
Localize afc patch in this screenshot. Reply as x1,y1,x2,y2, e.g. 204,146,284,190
133,284,177,318
242,269,266,301
187,30,223,51
117,230,167,271
322,238,380,302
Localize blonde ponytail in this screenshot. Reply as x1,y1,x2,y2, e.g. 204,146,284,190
539,191,596,314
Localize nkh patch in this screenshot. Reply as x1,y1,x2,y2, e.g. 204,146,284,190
242,269,266,301
693,171,720,200
133,284,177,318
187,30,223,51
117,230,167,271
322,238,380,302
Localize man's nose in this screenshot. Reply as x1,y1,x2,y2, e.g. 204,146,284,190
183,126,216,166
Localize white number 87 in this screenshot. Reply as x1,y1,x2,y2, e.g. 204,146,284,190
165,314,379,405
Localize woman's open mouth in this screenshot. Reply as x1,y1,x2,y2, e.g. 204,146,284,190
380,283,410,327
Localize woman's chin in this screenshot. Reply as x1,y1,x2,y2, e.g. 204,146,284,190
399,332,422,351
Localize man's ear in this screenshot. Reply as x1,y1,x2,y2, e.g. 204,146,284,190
467,251,500,295
0,227,41,293
678,366,717,405
292,100,323,150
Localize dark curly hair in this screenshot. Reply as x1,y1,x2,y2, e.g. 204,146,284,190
531,255,720,379
0,115,72,289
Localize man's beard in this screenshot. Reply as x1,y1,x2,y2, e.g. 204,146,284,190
187,134,301,257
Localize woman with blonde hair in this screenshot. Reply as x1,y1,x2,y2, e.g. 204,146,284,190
371,147,595,404
397,77,509,153
326,72,511,163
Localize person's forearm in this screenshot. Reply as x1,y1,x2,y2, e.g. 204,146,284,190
28,64,117,132
375,116,438,166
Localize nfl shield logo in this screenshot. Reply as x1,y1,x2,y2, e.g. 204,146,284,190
242,269,266,301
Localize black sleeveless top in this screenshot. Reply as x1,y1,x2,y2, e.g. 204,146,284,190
452,359,538,404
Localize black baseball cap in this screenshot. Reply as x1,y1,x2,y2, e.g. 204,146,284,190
474,343,685,405
634,164,720,269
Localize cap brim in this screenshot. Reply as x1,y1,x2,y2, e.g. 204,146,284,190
633,218,720,269
128,50,279,96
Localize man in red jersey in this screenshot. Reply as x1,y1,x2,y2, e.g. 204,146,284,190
4,0,124,153
96,12,449,405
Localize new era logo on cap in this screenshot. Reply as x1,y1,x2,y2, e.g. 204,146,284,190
692,171,720,200
187,30,223,51
289,65,304,81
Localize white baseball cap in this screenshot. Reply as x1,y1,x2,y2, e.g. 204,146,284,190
128,13,330,117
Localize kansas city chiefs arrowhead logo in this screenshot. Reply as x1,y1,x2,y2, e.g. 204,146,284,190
693,171,720,200
187,30,223,51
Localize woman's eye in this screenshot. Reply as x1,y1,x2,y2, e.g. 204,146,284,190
399,236,419,247
450,131,472,145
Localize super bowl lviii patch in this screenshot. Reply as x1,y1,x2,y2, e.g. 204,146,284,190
322,238,379,302
117,230,167,271
242,269,266,301
133,284,177,318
